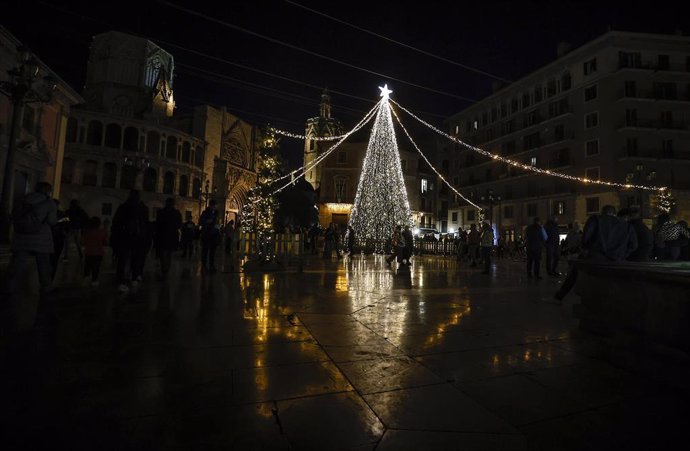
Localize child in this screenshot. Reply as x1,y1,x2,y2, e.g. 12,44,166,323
82,216,107,287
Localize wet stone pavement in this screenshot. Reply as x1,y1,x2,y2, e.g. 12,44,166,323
1,253,688,450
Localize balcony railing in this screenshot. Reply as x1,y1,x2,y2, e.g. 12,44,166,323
619,147,690,160
618,62,690,73
617,89,690,102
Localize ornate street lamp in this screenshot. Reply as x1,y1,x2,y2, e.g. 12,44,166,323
480,189,501,224
0,46,57,243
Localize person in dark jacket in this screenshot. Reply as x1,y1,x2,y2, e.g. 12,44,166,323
626,207,653,262
3,182,57,297
555,205,638,300
180,215,196,258
525,217,547,279
199,199,220,272
64,199,88,260
544,216,561,276
402,225,414,265
50,199,69,281
155,197,182,278
111,190,149,292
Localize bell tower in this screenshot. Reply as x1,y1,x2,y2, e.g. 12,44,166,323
304,89,342,191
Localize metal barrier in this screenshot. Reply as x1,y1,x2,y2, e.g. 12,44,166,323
234,231,305,269
414,239,457,256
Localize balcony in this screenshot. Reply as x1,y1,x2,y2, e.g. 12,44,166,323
618,147,690,161
618,62,690,73
618,120,690,131
617,90,690,102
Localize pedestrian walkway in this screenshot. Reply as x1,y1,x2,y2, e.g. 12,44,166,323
1,254,687,450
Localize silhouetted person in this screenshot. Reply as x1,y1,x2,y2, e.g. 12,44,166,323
654,213,689,261
480,221,495,275
180,215,196,258
525,217,547,279
346,225,355,254
323,223,335,259
563,222,582,258
199,199,220,272
2,182,57,297
64,198,88,260
50,199,68,281
467,224,480,267
402,225,414,264
82,216,107,286
155,197,182,278
623,207,651,262
544,215,561,276
111,190,148,293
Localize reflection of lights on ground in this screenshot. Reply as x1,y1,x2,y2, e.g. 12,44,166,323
423,306,472,347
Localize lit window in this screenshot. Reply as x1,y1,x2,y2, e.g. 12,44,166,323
530,157,537,166
421,178,428,193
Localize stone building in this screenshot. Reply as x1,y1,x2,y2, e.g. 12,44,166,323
0,26,82,210
303,92,437,230
445,31,690,241
60,31,257,223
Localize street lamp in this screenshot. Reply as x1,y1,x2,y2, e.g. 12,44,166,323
0,46,57,243
200,179,217,209
480,189,501,224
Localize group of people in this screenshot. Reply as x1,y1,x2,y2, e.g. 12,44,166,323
385,225,414,266
453,222,496,274
1,183,235,297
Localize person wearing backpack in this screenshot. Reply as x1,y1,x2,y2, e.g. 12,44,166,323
111,190,148,293
2,182,58,297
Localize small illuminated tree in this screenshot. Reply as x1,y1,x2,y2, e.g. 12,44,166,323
241,127,282,260
656,189,675,215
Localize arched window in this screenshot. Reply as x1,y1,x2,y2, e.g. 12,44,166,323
178,175,189,197
120,165,137,189
86,120,103,146
192,177,201,198
61,158,75,183
194,146,204,168
143,168,157,192
66,117,78,143
166,136,178,159
181,142,191,163
104,123,122,148
163,171,175,194
82,160,98,186
123,126,139,151
146,131,160,154
102,162,117,188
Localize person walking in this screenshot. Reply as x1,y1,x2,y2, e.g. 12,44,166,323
64,199,88,261
480,221,495,275
111,190,149,293
402,225,414,265
544,216,561,276
199,199,220,272
346,225,356,254
555,205,638,300
467,223,481,267
456,228,468,262
2,182,57,297
82,216,108,287
180,215,196,258
386,226,402,265
323,223,335,259
155,197,182,278
50,199,69,281
525,217,547,279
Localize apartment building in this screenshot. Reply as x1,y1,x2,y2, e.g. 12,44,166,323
445,31,690,241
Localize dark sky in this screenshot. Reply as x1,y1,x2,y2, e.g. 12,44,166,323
4,0,687,167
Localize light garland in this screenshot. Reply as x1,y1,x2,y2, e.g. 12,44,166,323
269,99,382,185
391,99,667,192
273,129,349,141
390,105,482,212
349,85,412,251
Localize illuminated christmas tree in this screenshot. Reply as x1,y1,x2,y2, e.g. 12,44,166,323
349,85,412,251
656,189,675,214
241,128,282,260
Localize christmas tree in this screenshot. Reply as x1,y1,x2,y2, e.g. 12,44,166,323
349,85,412,251
656,189,675,214
241,128,282,260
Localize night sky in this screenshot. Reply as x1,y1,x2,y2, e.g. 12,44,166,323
4,0,687,167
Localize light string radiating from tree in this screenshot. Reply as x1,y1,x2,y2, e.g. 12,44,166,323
269,99,382,185
390,99,667,192
390,106,483,212
349,85,412,251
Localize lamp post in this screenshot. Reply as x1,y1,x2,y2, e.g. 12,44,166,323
200,179,217,210
480,189,501,224
0,46,57,243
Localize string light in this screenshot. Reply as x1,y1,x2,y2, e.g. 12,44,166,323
391,99,667,192
269,100,382,185
390,106,482,211
349,86,412,250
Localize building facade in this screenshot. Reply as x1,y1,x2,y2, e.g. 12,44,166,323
0,26,82,210
445,31,690,241
60,31,257,223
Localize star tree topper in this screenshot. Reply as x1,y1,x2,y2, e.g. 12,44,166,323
379,84,392,99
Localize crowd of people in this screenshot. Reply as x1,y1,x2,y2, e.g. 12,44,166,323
2,182,688,300
0,184,241,298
